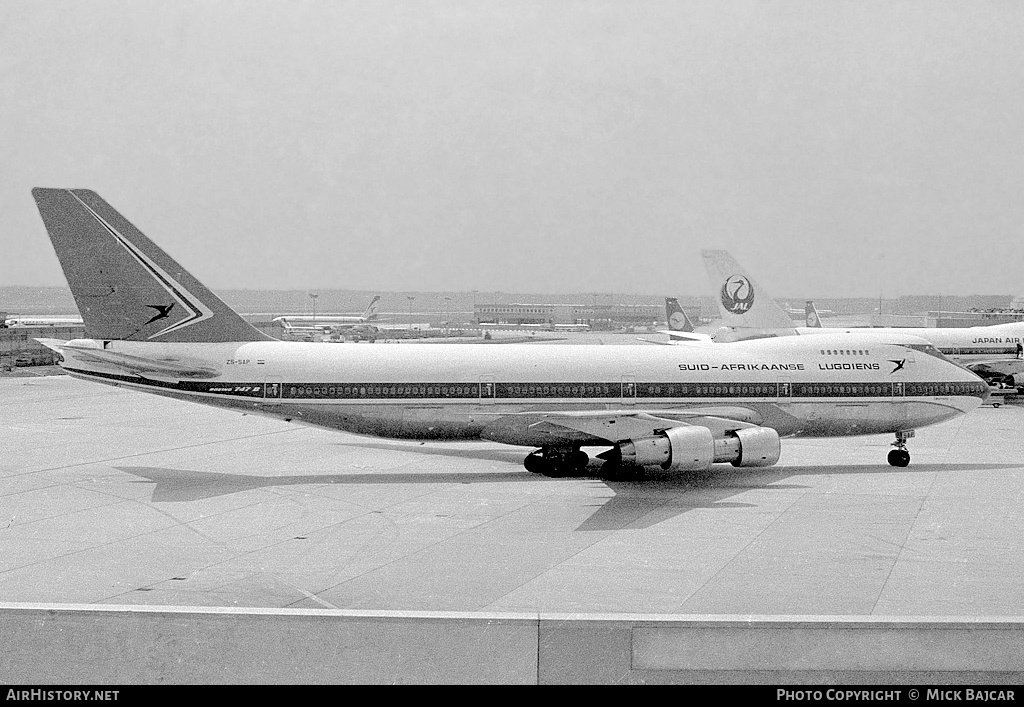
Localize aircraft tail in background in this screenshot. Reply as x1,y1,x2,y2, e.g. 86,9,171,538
32,188,273,343
362,295,381,321
664,297,696,332
805,301,823,328
701,249,797,330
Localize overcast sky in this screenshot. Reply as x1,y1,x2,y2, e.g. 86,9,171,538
2,1,1023,298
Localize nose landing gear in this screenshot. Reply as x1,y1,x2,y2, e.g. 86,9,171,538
524,447,590,477
887,430,914,467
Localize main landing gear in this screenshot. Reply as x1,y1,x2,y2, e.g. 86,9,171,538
887,430,914,468
523,447,590,477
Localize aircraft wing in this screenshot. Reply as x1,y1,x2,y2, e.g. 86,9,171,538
965,359,1024,387
637,331,714,345
521,407,762,443
36,338,221,382
661,330,714,342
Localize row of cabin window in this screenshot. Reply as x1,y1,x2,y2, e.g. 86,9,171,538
281,381,985,400
498,384,778,397
905,382,985,396
286,384,619,398
796,384,891,397
287,385,479,398
821,349,870,356
284,383,791,399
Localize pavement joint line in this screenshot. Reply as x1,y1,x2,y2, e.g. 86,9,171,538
673,478,813,611
128,481,483,605
872,466,943,615
87,465,531,605
0,486,324,593
311,477,583,603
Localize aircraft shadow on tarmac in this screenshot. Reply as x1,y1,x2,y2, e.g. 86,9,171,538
114,466,535,503
331,440,528,464
576,461,1023,531
114,460,1022,532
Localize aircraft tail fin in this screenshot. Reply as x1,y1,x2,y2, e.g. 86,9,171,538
32,188,274,343
664,297,695,332
363,295,381,321
700,250,795,330
805,300,823,328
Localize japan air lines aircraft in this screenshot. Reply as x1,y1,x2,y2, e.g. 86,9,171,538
32,189,986,473
703,249,1024,367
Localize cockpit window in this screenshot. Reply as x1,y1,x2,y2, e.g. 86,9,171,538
906,343,950,361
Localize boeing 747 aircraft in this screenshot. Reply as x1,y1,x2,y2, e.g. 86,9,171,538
31,189,986,474
702,250,809,342
703,250,1024,368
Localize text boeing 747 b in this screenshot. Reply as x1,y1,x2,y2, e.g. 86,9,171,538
32,189,986,474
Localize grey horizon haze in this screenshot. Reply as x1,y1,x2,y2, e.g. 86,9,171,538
2,1,1023,299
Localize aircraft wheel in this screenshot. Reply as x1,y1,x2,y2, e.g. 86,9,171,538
525,449,591,477
601,463,639,482
887,449,911,468
524,452,547,474
570,450,590,471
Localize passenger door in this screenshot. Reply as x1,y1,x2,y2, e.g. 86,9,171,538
263,376,283,405
777,375,792,404
479,375,496,405
621,374,637,407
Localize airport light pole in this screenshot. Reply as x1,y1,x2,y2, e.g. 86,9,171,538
444,296,451,337
407,295,415,332
309,292,318,338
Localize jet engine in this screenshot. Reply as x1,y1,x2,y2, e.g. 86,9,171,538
611,426,781,472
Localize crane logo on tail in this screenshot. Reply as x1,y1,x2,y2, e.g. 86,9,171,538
720,275,755,314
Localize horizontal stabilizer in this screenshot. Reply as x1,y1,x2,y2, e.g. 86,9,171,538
662,330,714,342
39,339,221,381
638,332,714,345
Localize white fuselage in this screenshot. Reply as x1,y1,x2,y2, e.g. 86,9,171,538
789,323,1024,360
6,317,84,327
275,315,371,326
55,334,986,446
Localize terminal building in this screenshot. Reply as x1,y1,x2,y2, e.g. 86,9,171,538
869,310,1024,328
474,302,664,329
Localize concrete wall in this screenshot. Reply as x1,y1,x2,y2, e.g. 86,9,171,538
2,604,1024,684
